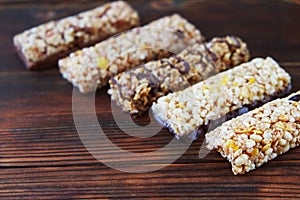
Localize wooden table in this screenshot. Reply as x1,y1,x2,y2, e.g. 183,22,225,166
1,0,300,199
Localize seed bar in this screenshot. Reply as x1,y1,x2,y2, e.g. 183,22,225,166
151,57,291,140
108,36,250,116
13,1,140,69
59,14,204,93
206,91,300,175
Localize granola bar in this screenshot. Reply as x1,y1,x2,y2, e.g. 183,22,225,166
108,36,250,116
206,91,300,175
59,14,204,93
151,57,291,140
13,1,140,69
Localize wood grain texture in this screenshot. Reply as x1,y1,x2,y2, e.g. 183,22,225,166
0,0,300,199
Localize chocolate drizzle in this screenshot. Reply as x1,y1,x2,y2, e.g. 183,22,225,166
173,56,190,74
204,45,218,62
289,94,300,102
229,35,241,48
160,59,176,70
161,56,190,74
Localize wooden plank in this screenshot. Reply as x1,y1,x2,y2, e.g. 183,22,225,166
0,0,300,198
0,165,299,199
1,0,300,71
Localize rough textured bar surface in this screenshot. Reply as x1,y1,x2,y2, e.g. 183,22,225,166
59,14,204,93
108,36,250,116
13,1,140,69
206,91,300,175
151,57,291,140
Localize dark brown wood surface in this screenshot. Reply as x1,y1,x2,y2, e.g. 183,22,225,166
1,0,300,199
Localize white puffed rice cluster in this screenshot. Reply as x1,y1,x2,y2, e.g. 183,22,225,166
13,1,139,69
151,57,291,139
108,36,249,116
206,91,300,175
58,14,204,93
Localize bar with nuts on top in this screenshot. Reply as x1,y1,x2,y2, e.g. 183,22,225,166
206,91,300,175
108,36,250,116
59,14,204,93
13,1,140,69
151,57,291,140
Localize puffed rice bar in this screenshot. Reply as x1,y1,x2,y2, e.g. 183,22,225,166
108,36,250,116
59,14,204,93
206,91,300,175
13,1,140,69
151,57,291,140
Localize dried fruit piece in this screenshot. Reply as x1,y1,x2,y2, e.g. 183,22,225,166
97,57,109,70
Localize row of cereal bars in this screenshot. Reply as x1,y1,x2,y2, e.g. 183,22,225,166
13,1,299,175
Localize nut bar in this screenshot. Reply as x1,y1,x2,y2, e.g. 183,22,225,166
59,14,204,93
206,91,300,175
151,57,291,140
108,36,250,116
13,1,140,69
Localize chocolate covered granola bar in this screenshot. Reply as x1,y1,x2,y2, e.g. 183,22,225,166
108,36,249,116
151,57,291,140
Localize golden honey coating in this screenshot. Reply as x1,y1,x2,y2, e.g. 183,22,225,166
206,91,300,175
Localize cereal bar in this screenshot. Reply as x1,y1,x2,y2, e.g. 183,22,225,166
206,91,300,175
151,57,291,140
14,1,140,69
108,36,250,116
59,14,204,93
